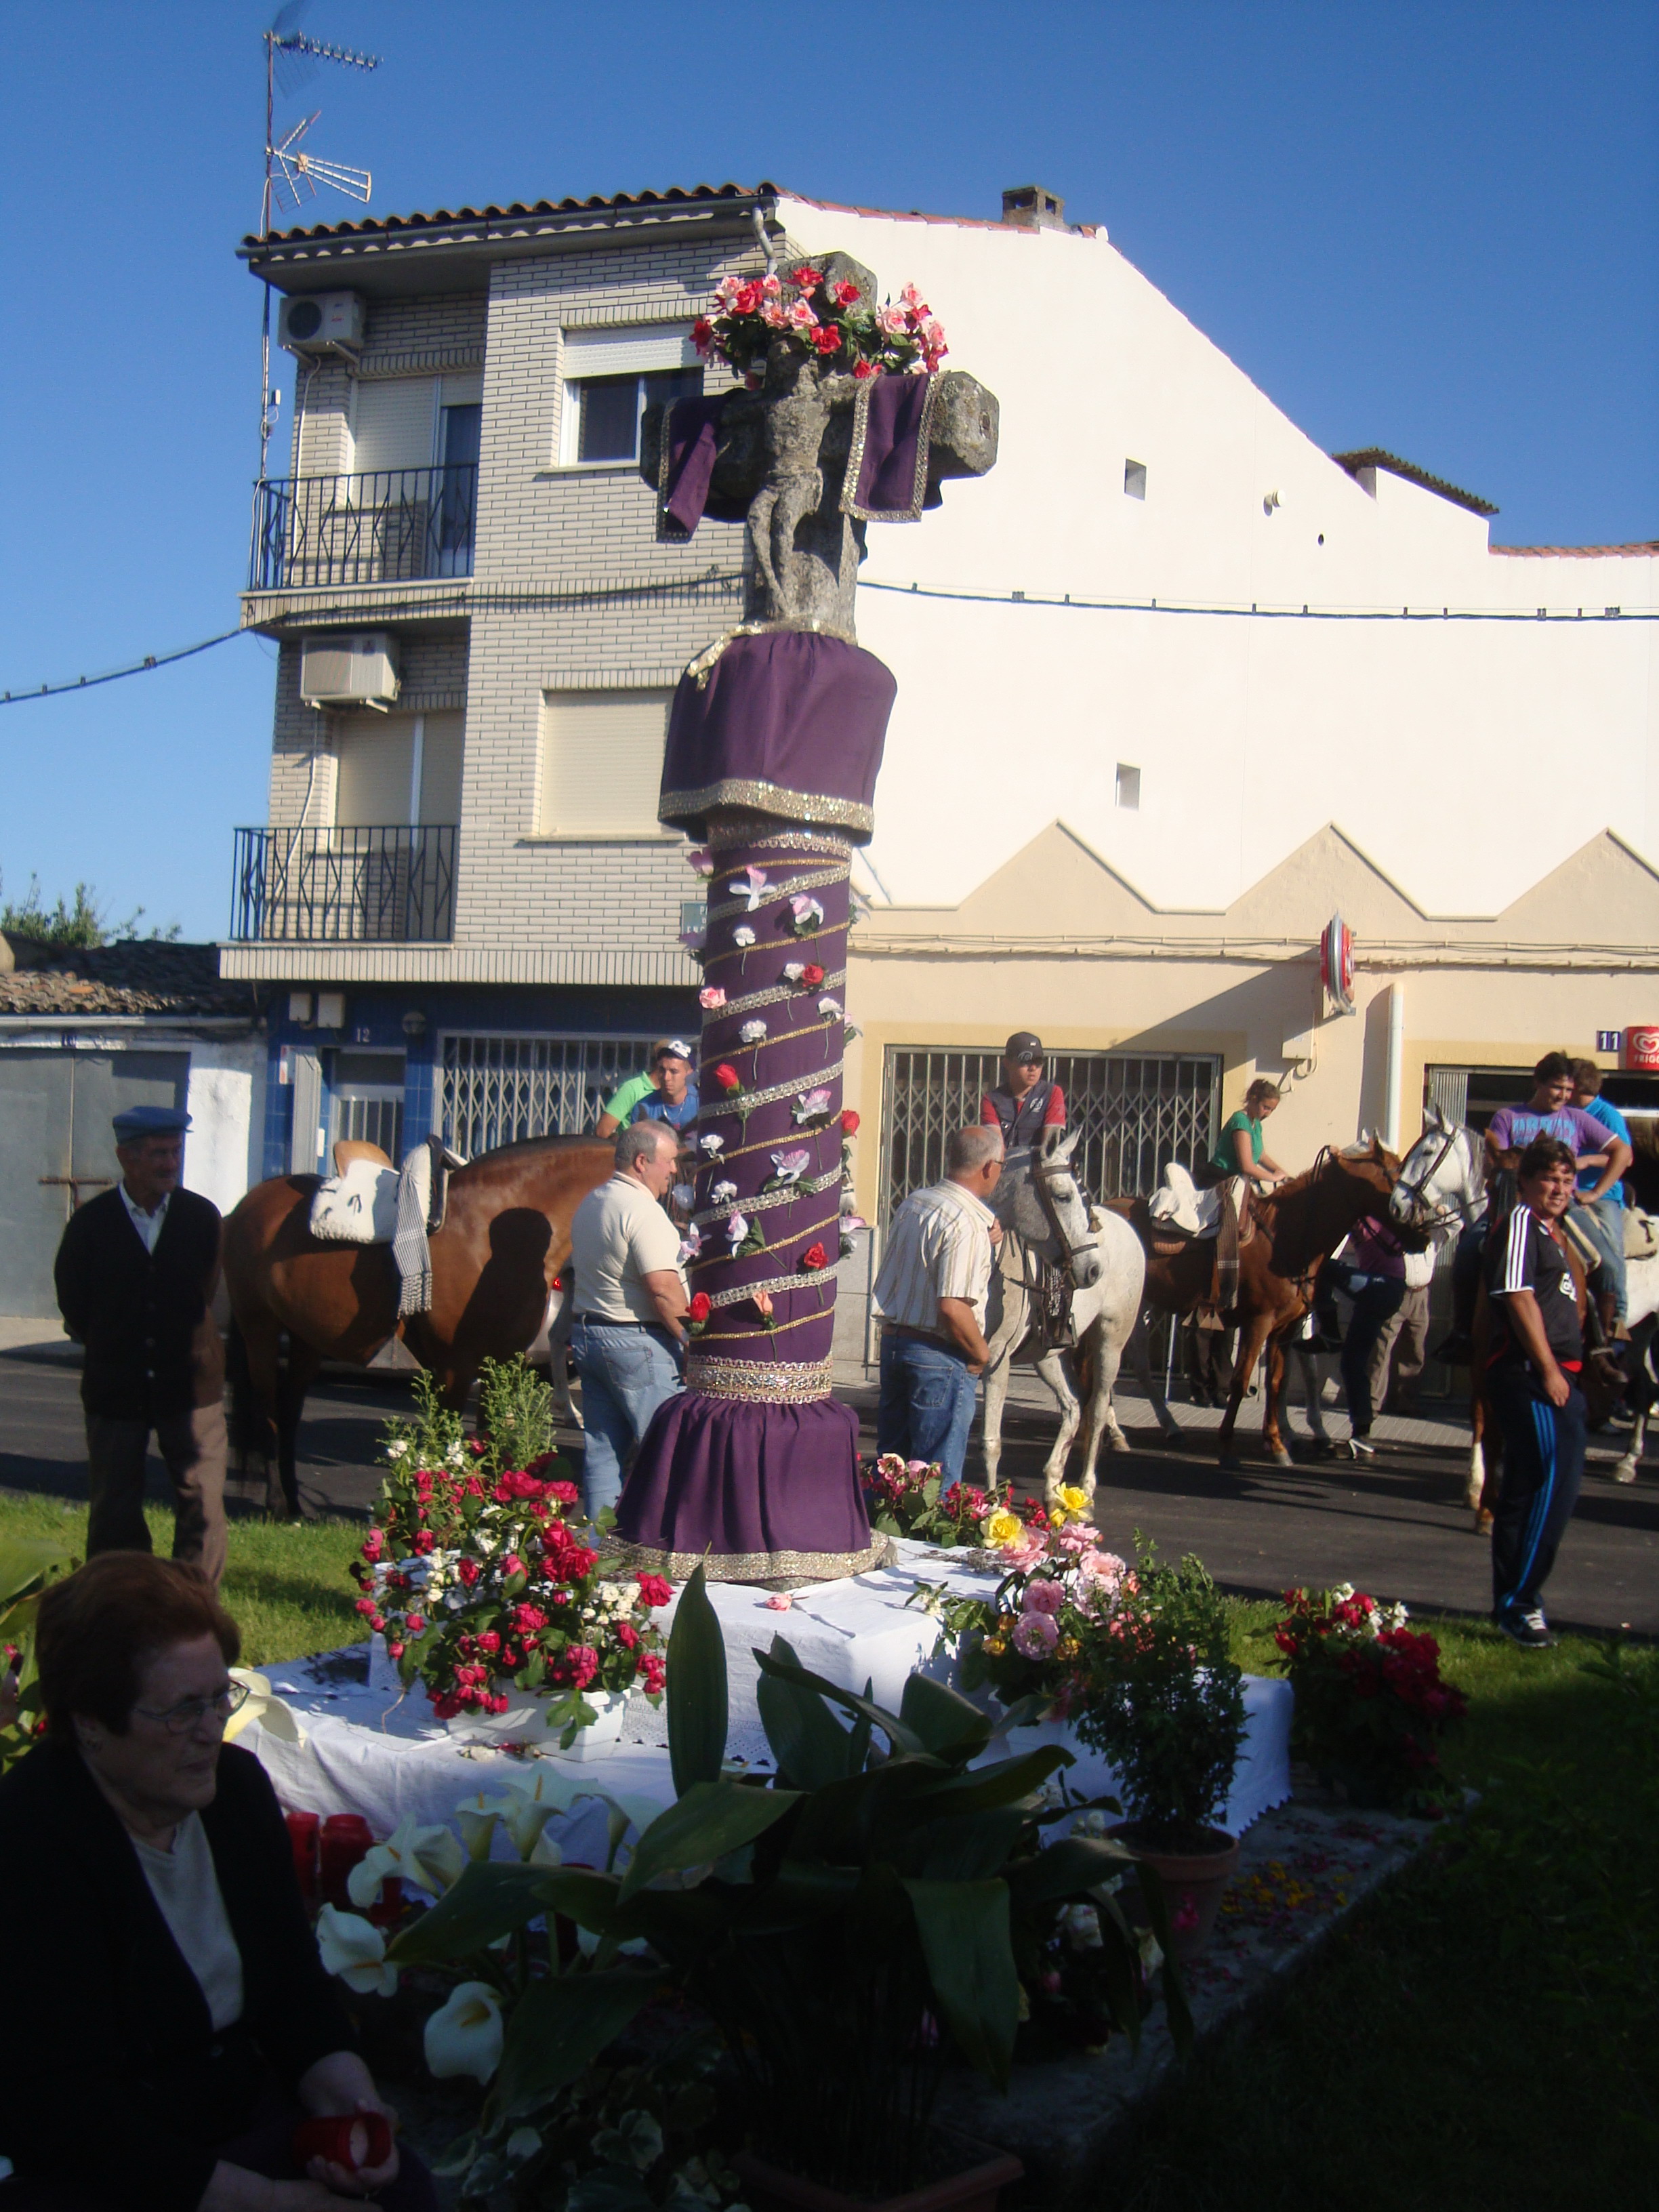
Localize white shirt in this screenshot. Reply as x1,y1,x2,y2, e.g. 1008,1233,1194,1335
121,1184,170,1255
874,1179,996,1334
131,1811,245,2032
569,1173,687,1325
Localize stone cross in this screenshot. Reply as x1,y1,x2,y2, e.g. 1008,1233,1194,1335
642,251,1000,635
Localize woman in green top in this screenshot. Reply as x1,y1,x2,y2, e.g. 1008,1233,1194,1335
1202,1078,1288,1191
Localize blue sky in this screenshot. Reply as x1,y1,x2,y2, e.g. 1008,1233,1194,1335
1,1,1654,941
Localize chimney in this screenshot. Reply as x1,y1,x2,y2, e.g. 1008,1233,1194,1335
1001,184,1066,231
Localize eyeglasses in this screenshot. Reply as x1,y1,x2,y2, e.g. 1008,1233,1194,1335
132,1683,251,1736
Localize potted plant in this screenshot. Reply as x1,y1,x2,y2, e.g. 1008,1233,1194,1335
382,1565,1191,2211
359,1359,670,1747
1271,1583,1467,1809
859,1454,1029,1551
1067,1543,1248,1959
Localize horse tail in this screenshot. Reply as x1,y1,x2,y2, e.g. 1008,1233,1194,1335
225,1313,256,1461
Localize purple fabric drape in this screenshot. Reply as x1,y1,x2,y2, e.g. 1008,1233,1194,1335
658,630,897,844
844,373,943,523
659,395,747,535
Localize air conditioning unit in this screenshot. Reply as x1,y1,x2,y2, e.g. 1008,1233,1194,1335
278,291,367,359
300,633,401,710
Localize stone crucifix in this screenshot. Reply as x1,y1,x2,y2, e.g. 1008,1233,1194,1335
642,251,1000,635
613,249,999,1586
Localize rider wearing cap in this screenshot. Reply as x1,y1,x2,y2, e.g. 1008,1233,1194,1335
981,1033,1065,1155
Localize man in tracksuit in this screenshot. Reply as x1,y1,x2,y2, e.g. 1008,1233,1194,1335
1482,1136,1590,1650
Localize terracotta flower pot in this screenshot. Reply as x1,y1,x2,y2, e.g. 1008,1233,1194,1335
1111,1822,1241,1960
733,2140,1023,2212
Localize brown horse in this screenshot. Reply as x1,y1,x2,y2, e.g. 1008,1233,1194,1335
1124,1140,1408,1469
223,1135,613,1512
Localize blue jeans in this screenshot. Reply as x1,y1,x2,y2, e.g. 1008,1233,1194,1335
570,1318,682,1519
877,1334,978,1488
1572,1193,1627,1324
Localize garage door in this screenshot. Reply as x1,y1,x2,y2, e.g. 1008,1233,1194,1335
0,1050,188,1317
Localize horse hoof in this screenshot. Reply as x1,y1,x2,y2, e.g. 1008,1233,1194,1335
1109,1431,1132,1456
1474,1509,1494,1536
1271,1448,1293,1469
1613,1462,1637,1485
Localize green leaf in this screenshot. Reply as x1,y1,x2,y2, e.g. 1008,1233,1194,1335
1003,1835,1136,1910
898,1673,994,1761
386,1862,555,1964
668,1562,728,1797
756,1634,863,1788
532,1866,626,1933
752,1648,930,1758
922,1746,1074,1818
491,1970,659,2120
618,1779,800,1902
902,1877,1019,2089
0,1536,71,1610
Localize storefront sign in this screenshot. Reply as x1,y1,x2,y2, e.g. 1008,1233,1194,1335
1622,1027,1659,1072
1596,1030,1622,1054
1320,914,1355,1016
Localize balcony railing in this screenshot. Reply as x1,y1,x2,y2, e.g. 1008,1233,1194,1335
230,825,457,943
249,466,477,592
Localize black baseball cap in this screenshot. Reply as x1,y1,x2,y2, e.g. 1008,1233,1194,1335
1005,1032,1044,1062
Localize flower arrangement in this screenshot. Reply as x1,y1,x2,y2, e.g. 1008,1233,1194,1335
694,264,947,386
1271,1583,1468,1808
860,1453,1034,1551
361,1362,671,1744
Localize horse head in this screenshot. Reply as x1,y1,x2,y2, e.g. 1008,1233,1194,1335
1389,1106,1486,1233
996,1126,1103,1289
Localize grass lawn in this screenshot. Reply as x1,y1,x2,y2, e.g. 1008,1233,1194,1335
0,1495,364,1666
1111,1604,1658,2207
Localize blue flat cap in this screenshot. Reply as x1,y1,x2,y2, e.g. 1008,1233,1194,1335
112,1104,192,1141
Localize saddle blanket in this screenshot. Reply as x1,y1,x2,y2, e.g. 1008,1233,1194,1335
309,1158,400,1246
308,1139,466,1317
1147,1160,1224,1240
1625,1208,1658,1262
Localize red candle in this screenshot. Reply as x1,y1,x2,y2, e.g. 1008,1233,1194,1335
285,1811,320,1902
318,1814,375,1905
292,2113,392,2173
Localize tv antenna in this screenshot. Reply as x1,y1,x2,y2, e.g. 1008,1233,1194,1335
258,3,380,480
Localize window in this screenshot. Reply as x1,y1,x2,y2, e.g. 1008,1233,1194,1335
1115,762,1141,811
334,712,464,827
1124,459,1147,501
559,326,702,466
539,691,671,836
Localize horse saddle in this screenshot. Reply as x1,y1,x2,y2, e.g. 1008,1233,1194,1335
310,1135,467,1319
1624,1208,1658,1263
1145,1162,1256,1258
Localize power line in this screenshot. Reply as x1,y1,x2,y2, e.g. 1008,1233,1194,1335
861,579,1653,622
1,627,249,707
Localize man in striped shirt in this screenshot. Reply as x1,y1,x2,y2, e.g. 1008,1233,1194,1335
873,1126,1005,1485
1482,1136,1590,1650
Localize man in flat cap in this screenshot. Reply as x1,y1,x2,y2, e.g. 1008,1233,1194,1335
54,1105,228,1584
981,1033,1067,1156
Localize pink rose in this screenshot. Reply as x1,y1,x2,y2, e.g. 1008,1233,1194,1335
1021,1579,1065,1618
1012,1612,1060,1659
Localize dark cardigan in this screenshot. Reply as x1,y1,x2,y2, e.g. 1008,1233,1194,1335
54,1185,224,1422
0,1740,356,2212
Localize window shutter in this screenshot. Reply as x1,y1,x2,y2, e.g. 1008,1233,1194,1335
418,712,465,825
540,692,670,835
561,327,697,377
350,377,438,475
335,714,417,826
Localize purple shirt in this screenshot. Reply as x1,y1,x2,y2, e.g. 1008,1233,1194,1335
1486,1103,1610,1162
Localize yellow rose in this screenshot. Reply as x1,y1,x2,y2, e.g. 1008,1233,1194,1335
1049,1509,1065,1530
983,1635,1007,1657
985,1510,1023,1549
1058,1485,1088,1517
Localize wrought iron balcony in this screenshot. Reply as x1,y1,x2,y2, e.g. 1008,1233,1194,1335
249,466,477,592
230,825,456,943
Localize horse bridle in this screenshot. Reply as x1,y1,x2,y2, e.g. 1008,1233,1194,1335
1028,1151,1095,1284
1392,1121,1468,1231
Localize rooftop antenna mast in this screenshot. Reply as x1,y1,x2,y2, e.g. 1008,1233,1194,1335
258,3,380,480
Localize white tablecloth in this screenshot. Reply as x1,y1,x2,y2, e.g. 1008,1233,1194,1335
243,1540,1292,1849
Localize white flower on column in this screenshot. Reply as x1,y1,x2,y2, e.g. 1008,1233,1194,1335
685,846,714,877
733,926,756,948
769,1150,811,1187
787,895,825,935
817,996,843,1019
725,1211,749,1249
424,1980,505,2084
711,1179,738,1206
698,985,726,1010
781,961,806,983
739,1019,768,1045
698,1133,724,1156
728,865,770,910
792,1089,833,1124
314,1905,398,1996
678,1225,703,1263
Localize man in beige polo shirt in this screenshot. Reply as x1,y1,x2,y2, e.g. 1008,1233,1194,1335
569,1121,689,1519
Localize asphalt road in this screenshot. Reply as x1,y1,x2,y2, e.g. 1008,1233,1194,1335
3,1343,1654,1637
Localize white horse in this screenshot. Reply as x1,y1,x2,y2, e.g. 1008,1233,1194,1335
981,1128,1146,1511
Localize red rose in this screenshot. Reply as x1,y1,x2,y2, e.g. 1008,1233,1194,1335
840,1110,861,1136
616,1621,639,1650
691,316,714,348
830,280,861,306
386,1641,405,1661
640,1654,667,1694
354,1597,376,1617
476,1630,501,1654
852,361,877,380
813,325,842,356
405,1614,426,1634
715,1063,741,1092
734,281,762,314
637,1572,674,1607
456,1557,480,1587
801,1244,828,1271
802,963,825,986
689,1292,712,1323
792,265,823,291
548,1479,579,1505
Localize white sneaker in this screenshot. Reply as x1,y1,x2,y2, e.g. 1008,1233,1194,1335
1344,1436,1376,1460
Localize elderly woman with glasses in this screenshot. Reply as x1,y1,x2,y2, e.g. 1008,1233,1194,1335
0,1553,436,2212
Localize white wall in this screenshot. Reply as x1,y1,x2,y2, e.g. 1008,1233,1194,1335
185,1039,266,1216
780,197,1658,923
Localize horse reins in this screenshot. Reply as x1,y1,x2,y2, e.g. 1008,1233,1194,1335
1029,1151,1094,1284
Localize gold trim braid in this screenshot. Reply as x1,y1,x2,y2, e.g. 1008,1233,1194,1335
661,778,874,838
841,372,939,525
608,1535,894,1587
685,1353,834,1402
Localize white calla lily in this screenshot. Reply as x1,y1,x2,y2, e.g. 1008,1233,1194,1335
470,1791,555,1861
454,1799,504,1862
347,1816,464,1906
314,1905,398,1996
529,1827,565,1869
424,1980,505,2085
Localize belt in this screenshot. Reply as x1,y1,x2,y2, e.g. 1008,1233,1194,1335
882,1322,961,1350
576,1315,668,1330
